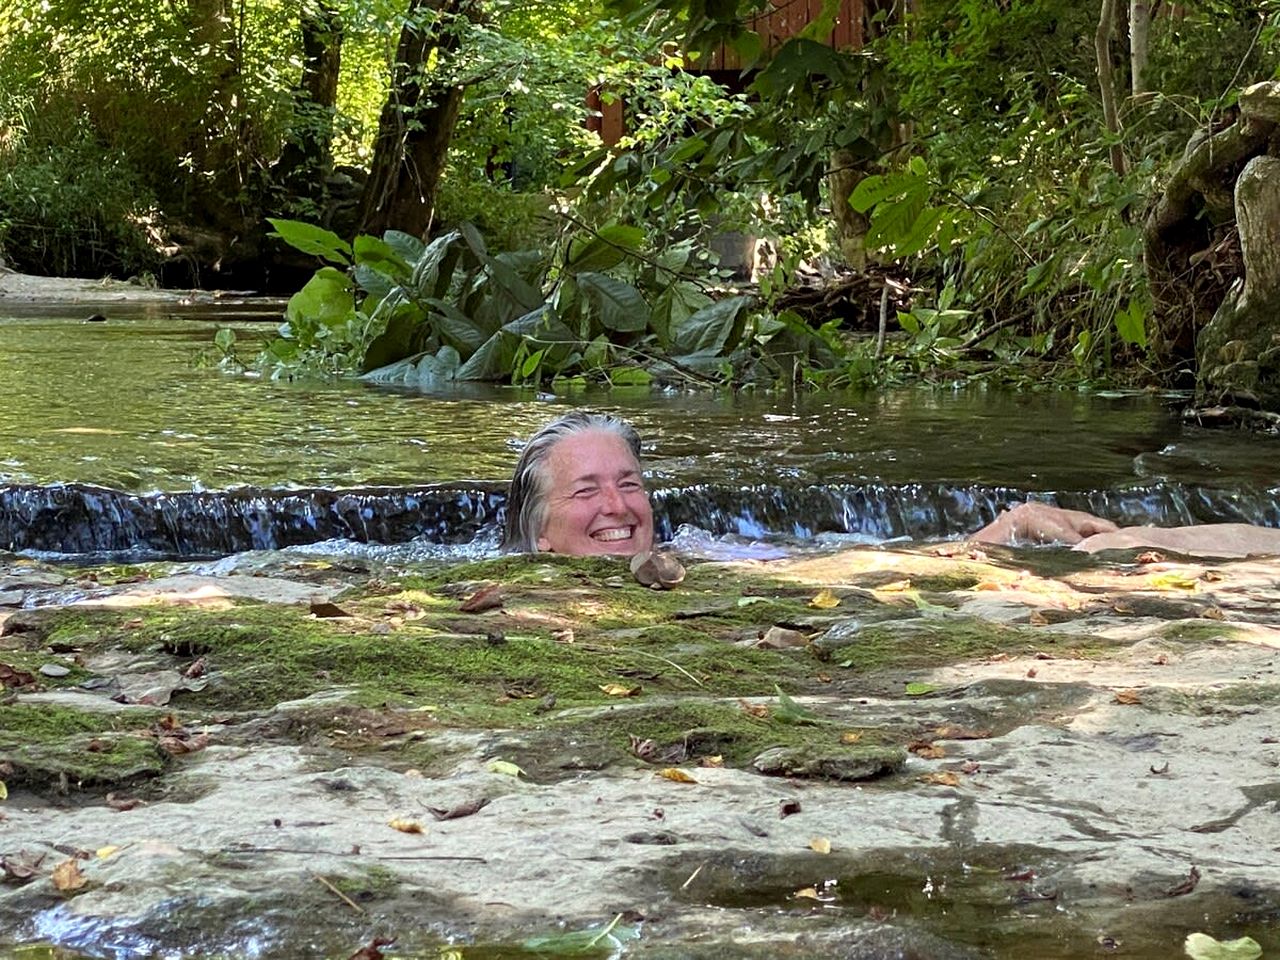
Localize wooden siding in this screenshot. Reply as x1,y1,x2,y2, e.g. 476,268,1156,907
703,0,865,72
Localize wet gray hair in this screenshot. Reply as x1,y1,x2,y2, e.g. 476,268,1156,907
503,411,644,552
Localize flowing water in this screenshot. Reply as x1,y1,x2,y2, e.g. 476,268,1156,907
3,307,1280,558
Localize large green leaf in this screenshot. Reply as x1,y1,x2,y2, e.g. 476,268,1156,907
359,302,428,373
672,295,752,355
410,230,464,301
382,229,426,265
456,305,578,381
577,272,649,333
353,235,410,281
285,266,354,334
267,218,351,265
565,223,646,275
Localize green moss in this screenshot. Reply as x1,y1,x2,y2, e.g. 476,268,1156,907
1158,621,1244,643
0,704,166,787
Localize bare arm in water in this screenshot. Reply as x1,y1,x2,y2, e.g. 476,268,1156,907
971,502,1280,558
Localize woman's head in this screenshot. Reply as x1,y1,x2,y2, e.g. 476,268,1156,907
503,411,654,555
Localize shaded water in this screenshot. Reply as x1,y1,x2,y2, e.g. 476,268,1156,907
2,308,1280,558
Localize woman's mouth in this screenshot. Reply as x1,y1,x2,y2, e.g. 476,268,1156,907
591,526,634,543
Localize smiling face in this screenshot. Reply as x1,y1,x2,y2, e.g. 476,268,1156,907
534,428,655,556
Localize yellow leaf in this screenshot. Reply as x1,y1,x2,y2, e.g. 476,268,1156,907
1148,572,1198,592
1114,688,1143,705
919,771,961,787
95,845,122,860
808,589,840,609
840,731,862,744
973,580,1005,591
793,886,821,900
51,859,87,892
599,683,641,697
698,755,724,768
388,818,425,834
486,760,525,778
0,780,6,801
877,579,912,592
657,767,698,784
809,837,831,854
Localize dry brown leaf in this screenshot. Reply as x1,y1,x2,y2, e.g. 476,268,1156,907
808,589,840,609
809,837,831,854
657,767,698,784
426,798,490,821
348,937,397,960
1,851,44,883
840,731,862,744
1200,570,1224,583
459,584,503,613
310,601,354,619
1135,551,1165,564
105,793,144,811
387,818,425,834
1114,689,1143,705
1028,610,1049,626
932,725,992,740
738,699,770,719
157,732,209,756
1164,864,1201,897
628,734,658,761
51,859,86,893
698,755,724,768
793,886,821,900
1151,653,1170,666
961,760,981,775
919,771,961,787
876,579,912,593
815,672,832,684
973,581,1006,592
1026,667,1038,679
599,683,641,697
1200,606,1226,621
908,741,946,759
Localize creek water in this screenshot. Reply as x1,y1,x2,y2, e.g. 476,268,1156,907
2,308,1279,559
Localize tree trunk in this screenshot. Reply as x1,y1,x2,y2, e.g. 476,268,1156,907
1095,0,1127,176
186,0,247,229
828,148,870,271
272,1,344,208
1130,0,1151,96
356,0,472,240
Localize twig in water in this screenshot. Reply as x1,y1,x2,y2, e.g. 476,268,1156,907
585,913,624,949
311,871,366,914
681,862,706,890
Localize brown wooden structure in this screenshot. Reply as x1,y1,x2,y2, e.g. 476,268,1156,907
588,0,868,145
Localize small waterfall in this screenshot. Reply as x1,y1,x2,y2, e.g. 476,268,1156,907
2,480,1277,561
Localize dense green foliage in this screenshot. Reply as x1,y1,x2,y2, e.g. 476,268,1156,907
3,0,1279,387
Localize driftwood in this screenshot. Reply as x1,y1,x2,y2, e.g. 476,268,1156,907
774,266,911,330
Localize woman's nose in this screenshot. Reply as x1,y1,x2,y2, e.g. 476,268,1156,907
601,484,627,513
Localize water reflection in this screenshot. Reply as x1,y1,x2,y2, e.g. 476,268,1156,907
2,311,1279,497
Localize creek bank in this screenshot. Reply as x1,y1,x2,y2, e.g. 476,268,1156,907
2,543,1279,958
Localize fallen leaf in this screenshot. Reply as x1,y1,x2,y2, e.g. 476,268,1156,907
1114,689,1143,705
599,683,641,697
105,793,144,811
1112,600,1135,615
973,581,1005,592
1151,652,1171,665
1200,570,1225,583
904,682,937,697
0,781,6,801
908,740,946,759
310,601,354,618
425,798,490,821
348,937,397,960
840,731,862,744
876,579,912,593
809,837,831,854
1135,551,1165,564
793,886,822,900
1,851,44,883
815,672,832,683
779,799,801,818
657,767,697,784
961,760,981,774
1029,610,1049,626
1201,607,1226,621
931,725,991,740
157,732,209,756
919,771,961,787
808,589,840,609
1149,572,1198,592
51,859,86,893
738,699,770,719
486,760,525,778
460,585,503,613
1165,864,1201,897
183,657,207,679
95,845,122,860
773,685,821,725
387,818,425,834
1183,932,1261,960
1026,667,1038,678
0,662,36,688
550,628,575,644
628,735,658,761
754,626,809,649
698,755,724,768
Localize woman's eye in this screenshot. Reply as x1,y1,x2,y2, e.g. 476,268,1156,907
572,488,597,499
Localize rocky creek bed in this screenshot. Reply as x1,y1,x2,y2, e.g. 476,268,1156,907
1,541,1279,959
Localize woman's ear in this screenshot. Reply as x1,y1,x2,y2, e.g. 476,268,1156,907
536,536,551,552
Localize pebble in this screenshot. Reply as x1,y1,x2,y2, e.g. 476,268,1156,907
40,663,72,677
